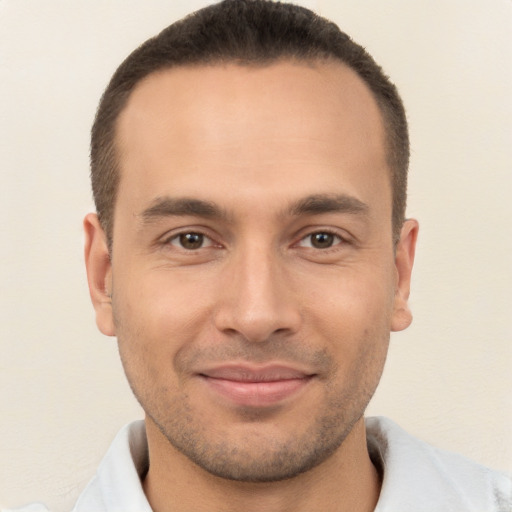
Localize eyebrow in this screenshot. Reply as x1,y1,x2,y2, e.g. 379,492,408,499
287,194,369,217
139,197,227,223
138,193,368,225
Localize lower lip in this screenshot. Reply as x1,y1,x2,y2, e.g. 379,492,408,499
201,376,312,407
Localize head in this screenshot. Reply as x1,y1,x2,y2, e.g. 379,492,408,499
85,0,417,485
91,0,409,250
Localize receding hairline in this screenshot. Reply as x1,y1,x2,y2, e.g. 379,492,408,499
91,0,409,252
112,56,392,189
119,56,377,101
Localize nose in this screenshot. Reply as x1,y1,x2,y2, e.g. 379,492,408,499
213,243,302,343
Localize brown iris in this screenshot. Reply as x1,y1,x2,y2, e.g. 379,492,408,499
179,233,204,250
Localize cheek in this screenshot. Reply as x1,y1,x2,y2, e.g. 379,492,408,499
115,266,212,331
300,264,395,360
111,272,206,376
302,262,396,323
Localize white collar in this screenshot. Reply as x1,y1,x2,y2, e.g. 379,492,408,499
72,417,511,512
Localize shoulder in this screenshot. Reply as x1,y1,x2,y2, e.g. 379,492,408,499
70,420,150,512
367,416,512,512
2,421,149,512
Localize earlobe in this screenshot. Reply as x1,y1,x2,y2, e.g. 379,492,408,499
84,213,116,336
391,219,419,332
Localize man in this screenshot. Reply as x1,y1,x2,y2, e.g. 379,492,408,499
7,1,511,511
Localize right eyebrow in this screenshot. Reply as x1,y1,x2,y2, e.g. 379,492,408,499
138,197,227,224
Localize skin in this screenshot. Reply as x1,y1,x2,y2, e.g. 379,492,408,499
85,60,418,512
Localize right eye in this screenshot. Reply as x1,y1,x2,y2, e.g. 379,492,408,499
167,232,214,250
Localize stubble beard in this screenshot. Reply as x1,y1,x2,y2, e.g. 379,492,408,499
118,336,389,483
146,386,365,483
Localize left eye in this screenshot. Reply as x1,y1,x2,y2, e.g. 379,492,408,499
298,232,342,249
169,232,213,250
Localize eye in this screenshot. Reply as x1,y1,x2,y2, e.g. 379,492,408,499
168,232,213,250
298,231,343,249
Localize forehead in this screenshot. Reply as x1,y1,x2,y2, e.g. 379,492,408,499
114,60,389,219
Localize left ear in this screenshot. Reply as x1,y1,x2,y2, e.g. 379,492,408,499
391,219,419,332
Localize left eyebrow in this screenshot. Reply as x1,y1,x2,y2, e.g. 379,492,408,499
287,194,369,217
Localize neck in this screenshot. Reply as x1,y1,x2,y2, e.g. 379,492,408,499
142,416,381,512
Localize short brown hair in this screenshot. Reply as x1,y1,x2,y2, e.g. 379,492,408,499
91,0,409,248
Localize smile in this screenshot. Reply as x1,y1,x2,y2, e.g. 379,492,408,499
198,364,316,407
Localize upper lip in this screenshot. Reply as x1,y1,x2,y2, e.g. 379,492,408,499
198,364,314,382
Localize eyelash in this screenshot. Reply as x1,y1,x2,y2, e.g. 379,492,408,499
163,231,217,251
161,228,348,252
296,230,346,250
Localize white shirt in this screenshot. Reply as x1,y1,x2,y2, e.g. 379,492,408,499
6,417,512,512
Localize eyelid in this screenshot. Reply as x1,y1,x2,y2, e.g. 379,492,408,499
169,233,214,249
159,226,222,249
294,227,351,249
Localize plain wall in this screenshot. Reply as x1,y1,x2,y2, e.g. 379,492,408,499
1,1,510,510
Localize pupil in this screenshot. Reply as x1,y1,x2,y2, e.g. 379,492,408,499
312,232,333,248
180,233,203,250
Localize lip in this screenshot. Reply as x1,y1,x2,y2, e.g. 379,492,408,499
198,364,315,407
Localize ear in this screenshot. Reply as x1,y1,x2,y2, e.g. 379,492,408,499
391,219,419,332
84,213,116,336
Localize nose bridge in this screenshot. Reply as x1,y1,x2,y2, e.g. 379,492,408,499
238,241,278,309
214,238,300,342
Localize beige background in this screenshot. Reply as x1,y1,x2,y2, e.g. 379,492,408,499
1,0,511,510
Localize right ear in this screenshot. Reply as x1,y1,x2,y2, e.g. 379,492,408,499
84,213,115,336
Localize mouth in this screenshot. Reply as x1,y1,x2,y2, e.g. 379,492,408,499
197,364,316,407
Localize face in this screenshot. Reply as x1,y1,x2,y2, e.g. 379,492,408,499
85,60,417,482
